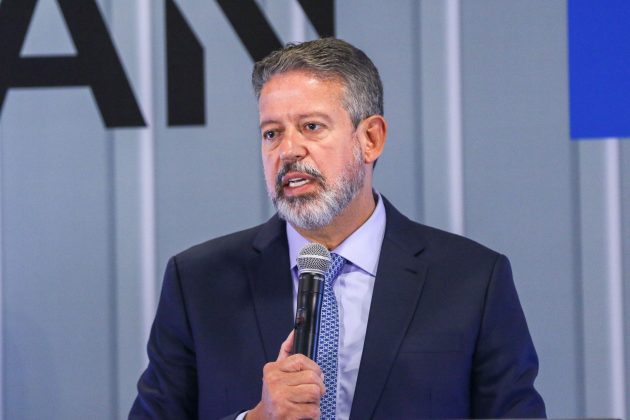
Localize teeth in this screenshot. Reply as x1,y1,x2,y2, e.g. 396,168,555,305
288,178,308,187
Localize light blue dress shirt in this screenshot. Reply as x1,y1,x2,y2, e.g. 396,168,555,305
286,194,386,420
237,194,386,420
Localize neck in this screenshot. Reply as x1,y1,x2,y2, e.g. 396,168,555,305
292,187,377,250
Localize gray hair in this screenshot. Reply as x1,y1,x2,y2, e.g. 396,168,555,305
252,38,383,127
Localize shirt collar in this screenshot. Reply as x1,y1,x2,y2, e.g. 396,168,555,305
286,192,386,276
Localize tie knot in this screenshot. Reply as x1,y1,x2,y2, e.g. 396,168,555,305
325,253,345,285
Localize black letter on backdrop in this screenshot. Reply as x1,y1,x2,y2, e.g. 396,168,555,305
297,0,335,38
166,0,205,126
216,0,335,62
215,0,282,62
0,0,145,127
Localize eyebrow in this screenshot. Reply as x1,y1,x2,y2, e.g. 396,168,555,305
259,119,279,129
259,112,333,129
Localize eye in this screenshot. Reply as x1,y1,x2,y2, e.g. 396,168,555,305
262,130,277,141
304,122,321,131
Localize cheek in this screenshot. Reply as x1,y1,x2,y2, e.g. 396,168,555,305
262,157,276,186
321,149,353,176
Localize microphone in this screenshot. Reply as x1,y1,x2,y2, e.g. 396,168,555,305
291,243,331,359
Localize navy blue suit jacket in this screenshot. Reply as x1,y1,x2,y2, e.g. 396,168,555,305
130,198,546,419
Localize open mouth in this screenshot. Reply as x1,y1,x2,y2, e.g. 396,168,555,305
286,177,310,188
281,171,317,189
275,165,324,196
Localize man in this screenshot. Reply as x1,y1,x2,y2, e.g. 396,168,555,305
131,38,546,419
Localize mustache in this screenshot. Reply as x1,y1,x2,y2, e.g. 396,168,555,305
275,161,326,192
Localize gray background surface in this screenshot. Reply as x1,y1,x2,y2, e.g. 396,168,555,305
0,0,628,418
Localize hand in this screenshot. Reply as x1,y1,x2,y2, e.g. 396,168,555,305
247,331,325,420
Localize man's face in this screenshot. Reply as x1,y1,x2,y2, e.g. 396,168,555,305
258,70,365,230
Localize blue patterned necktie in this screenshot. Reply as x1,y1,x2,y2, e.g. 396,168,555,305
317,253,345,420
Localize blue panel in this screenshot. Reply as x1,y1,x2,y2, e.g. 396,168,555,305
568,0,630,139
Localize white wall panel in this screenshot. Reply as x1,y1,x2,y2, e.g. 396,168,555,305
1,1,117,418
110,0,157,416
337,0,421,220
153,1,265,269
621,140,630,417
578,140,626,419
1,89,115,419
420,0,464,234
460,1,581,416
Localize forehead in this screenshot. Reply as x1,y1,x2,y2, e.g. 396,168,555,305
258,71,349,124
260,71,345,102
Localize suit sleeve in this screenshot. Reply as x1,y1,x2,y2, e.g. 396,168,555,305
471,254,547,418
129,256,200,419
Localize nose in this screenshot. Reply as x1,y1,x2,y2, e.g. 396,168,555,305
279,128,306,162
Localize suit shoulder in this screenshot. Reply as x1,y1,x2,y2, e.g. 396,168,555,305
392,217,510,291
392,213,503,269
420,222,499,257
383,196,501,264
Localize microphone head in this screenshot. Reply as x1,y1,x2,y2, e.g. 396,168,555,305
297,243,331,275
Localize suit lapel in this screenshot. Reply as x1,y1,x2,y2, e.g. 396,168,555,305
350,200,428,420
247,216,294,362
245,201,429,417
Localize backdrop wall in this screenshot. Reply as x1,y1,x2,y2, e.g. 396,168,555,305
0,0,628,419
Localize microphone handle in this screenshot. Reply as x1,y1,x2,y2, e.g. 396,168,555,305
291,272,325,359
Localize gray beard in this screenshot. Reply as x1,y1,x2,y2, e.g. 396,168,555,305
269,143,365,230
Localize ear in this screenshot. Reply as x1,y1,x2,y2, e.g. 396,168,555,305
357,115,387,164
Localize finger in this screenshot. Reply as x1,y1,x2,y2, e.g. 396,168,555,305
286,401,321,420
277,330,295,361
270,369,325,392
278,354,322,375
285,384,324,404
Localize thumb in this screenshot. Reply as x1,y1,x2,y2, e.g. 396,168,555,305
276,329,295,361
